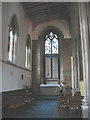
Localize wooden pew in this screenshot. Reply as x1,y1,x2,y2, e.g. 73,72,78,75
2,88,34,117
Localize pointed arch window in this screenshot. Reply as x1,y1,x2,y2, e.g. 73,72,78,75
8,15,19,63
45,32,58,54
25,34,31,69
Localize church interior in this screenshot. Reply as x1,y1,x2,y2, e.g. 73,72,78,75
0,1,90,119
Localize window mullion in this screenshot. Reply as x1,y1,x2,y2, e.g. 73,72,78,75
51,39,52,54
51,58,52,78
58,58,60,79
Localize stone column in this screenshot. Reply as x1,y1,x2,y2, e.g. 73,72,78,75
73,38,80,92
87,3,90,118
60,37,64,83
0,2,2,92
32,40,40,95
74,40,78,91
71,56,74,90
72,38,77,91
78,2,89,105
71,3,80,92
39,36,44,84
76,39,80,91
88,38,90,119
0,2,2,119
70,3,76,91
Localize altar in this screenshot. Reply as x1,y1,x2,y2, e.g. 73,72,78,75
40,84,61,95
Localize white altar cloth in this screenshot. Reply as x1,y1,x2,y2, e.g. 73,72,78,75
40,84,61,95
40,84,60,87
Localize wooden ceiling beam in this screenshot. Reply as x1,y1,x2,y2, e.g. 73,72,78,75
30,15,48,20
24,3,44,10
51,9,68,16
50,6,68,12
22,2,69,18
24,4,47,15
21,2,70,29
52,14,67,19
23,2,41,7
46,2,52,20
29,10,48,17
31,17,49,22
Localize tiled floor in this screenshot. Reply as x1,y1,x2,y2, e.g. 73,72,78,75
3,96,89,118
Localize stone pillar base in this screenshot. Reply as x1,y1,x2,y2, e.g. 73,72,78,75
88,105,90,119
82,98,88,106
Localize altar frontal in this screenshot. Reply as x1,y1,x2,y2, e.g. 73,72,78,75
40,84,61,95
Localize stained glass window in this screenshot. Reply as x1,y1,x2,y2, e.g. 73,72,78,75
45,32,58,54
8,15,18,63
44,32,59,80
8,30,13,61
25,34,31,69
52,38,58,54
45,38,51,54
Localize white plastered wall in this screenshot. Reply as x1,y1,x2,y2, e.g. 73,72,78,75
2,2,72,92
2,2,32,92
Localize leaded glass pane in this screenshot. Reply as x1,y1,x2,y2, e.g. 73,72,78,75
13,34,17,63
45,58,51,78
8,30,13,61
28,47,30,69
25,46,30,69
52,58,58,78
25,46,28,68
8,15,18,63
52,38,58,54
45,38,51,54
25,35,31,69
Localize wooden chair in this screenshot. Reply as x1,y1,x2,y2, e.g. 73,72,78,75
58,96,67,110
65,92,72,104
8,96,19,116
65,92,72,97
23,93,32,104
69,97,81,117
74,92,81,99
58,93,64,98
8,96,24,116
